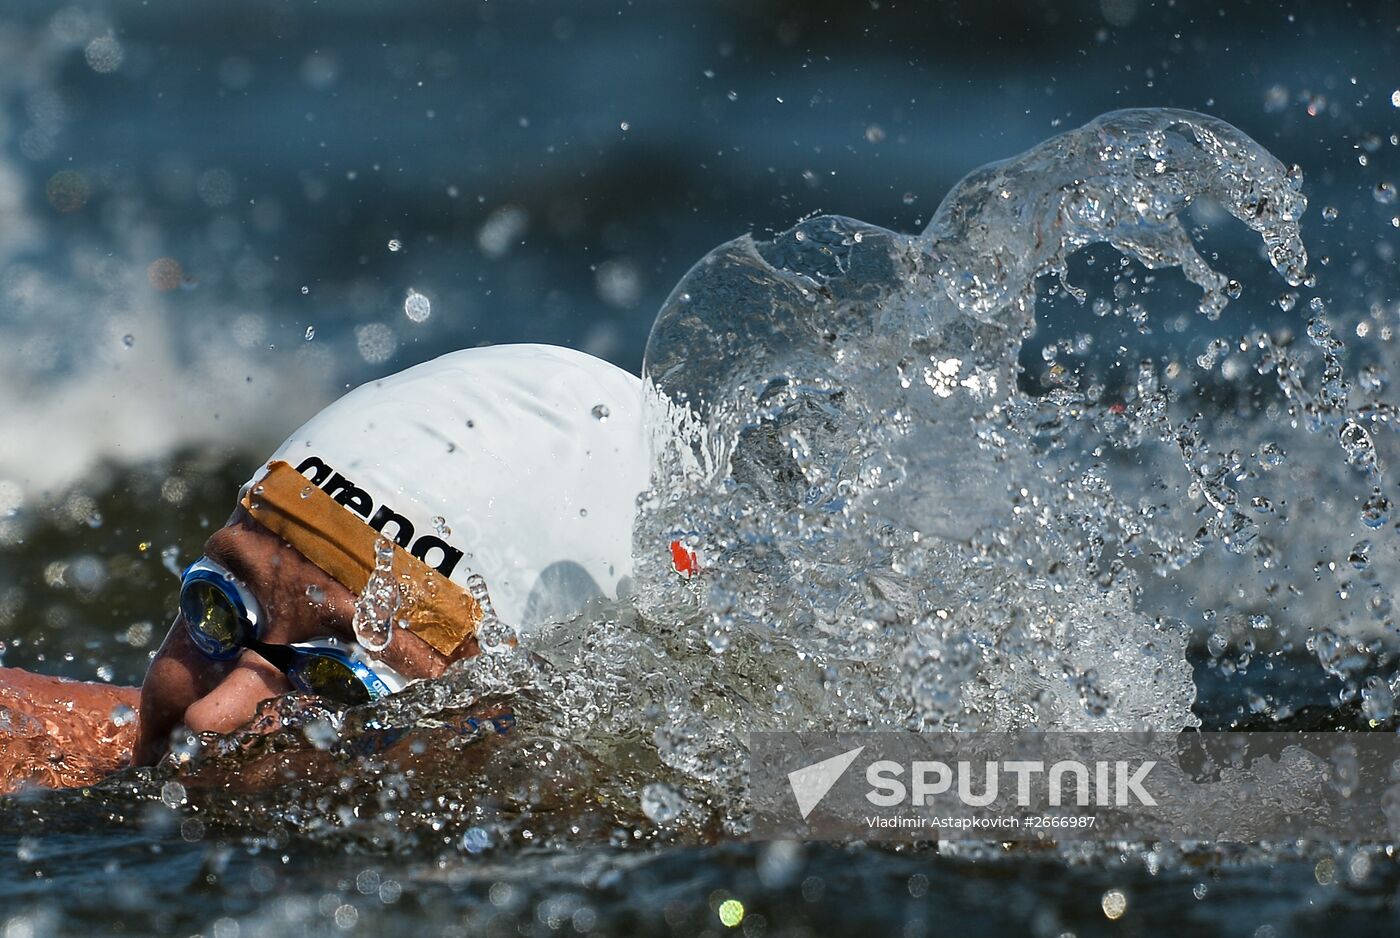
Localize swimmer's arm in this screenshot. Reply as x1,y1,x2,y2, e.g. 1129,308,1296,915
0,668,140,793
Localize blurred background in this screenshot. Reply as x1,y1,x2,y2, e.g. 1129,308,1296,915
1,0,1397,683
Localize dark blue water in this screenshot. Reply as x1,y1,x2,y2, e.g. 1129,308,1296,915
4,0,1396,405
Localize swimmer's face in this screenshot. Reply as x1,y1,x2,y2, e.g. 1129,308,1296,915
132,506,450,765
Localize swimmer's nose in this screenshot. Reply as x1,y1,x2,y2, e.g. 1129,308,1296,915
182,656,293,736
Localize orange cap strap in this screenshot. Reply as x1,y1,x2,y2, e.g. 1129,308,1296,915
240,460,483,658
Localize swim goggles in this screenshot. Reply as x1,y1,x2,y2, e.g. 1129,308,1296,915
179,556,409,706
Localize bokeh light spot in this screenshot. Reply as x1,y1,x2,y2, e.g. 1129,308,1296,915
45,170,89,212
147,257,184,291
1101,888,1127,920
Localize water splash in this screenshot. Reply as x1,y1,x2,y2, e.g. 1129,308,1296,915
351,538,399,652
630,111,1316,771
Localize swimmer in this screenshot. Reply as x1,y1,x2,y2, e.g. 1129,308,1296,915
0,344,649,790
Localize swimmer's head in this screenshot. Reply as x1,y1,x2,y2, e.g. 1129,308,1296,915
133,344,648,763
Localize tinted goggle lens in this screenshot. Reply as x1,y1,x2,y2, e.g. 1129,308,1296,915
288,654,373,707
181,579,254,657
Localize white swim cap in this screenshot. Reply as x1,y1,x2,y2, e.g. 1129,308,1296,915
245,344,648,634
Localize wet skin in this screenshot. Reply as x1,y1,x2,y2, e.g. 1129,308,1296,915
132,505,452,765
0,669,141,792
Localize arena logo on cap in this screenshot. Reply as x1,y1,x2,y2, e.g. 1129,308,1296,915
294,456,465,576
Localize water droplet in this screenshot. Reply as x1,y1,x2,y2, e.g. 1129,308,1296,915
121,334,134,348
1361,490,1390,528
109,704,135,727
1375,182,1397,205
432,516,451,537
1322,205,1339,221
641,782,685,824
403,289,431,323
591,404,610,421
300,285,310,295
304,325,316,341
352,537,399,652
1361,675,1395,722
302,718,339,750
1349,540,1372,570
460,826,491,853
387,238,402,252
161,781,187,807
